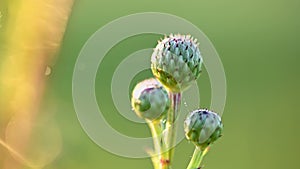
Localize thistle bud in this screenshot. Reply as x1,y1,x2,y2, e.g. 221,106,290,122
131,78,170,121
151,34,203,92
184,109,223,150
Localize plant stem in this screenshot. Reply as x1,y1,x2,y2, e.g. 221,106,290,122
148,121,171,169
165,92,181,168
187,147,209,169
147,92,182,169
147,121,162,169
148,121,161,156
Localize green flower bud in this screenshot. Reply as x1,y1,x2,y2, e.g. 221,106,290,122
184,109,223,150
151,34,203,92
131,78,170,121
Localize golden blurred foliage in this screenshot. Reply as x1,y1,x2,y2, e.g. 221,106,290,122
0,0,74,168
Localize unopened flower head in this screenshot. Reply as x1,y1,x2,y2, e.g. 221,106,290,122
184,109,223,150
151,34,203,92
131,78,170,121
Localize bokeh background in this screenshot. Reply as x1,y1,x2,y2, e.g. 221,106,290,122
0,0,299,169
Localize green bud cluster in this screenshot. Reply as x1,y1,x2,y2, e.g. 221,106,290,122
131,78,170,121
184,109,223,150
151,34,203,92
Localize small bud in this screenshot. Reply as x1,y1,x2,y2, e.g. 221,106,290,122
131,78,170,121
151,34,203,92
184,109,223,150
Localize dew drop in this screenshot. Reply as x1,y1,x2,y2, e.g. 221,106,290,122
183,101,188,107
45,66,52,76
181,98,192,114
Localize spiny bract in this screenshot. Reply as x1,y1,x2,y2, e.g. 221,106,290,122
184,109,223,150
151,34,203,92
131,78,170,121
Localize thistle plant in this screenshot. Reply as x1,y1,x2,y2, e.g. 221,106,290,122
131,78,170,169
184,109,223,169
151,34,202,93
131,78,170,121
130,34,224,169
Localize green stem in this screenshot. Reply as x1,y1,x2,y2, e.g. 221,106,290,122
187,147,208,169
147,92,182,169
147,121,162,169
148,121,170,169
148,121,161,155
165,92,181,167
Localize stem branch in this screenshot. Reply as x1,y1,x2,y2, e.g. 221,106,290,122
147,92,182,169
187,147,209,169
165,92,181,167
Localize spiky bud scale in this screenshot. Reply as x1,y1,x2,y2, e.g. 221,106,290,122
184,109,223,150
151,34,203,92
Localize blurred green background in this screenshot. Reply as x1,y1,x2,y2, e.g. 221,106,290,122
2,0,300,168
